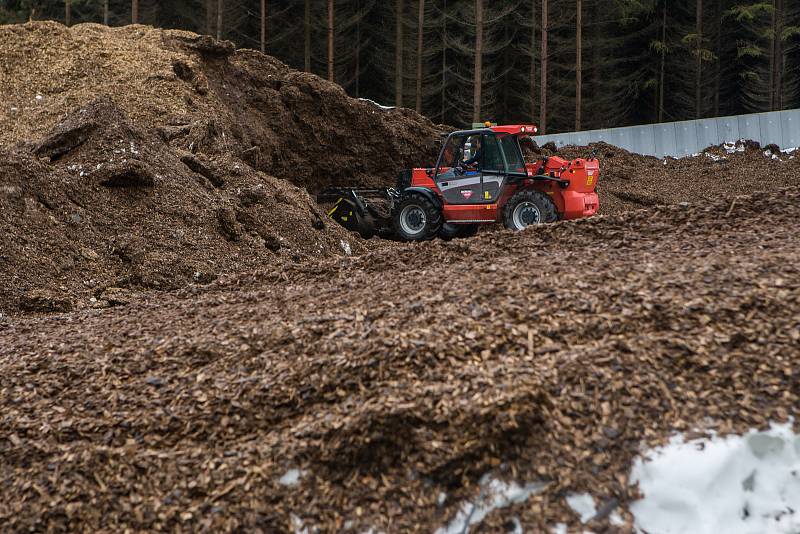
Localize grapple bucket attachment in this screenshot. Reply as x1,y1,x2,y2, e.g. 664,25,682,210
318,187,400,239
327,197,368,235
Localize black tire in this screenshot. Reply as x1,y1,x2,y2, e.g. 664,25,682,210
392,194,442,241
439,222,480,240
502,190,558,231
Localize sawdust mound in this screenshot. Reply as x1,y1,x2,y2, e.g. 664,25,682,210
1,186,798,532
0,97,361,314
530,141,800,214
0,21,443,191
0,20,446,313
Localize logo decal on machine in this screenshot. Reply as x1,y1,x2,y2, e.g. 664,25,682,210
460,190,474,199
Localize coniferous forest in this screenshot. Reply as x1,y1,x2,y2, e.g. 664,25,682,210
1,0,799,132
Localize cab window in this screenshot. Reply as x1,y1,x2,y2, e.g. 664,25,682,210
439,134,467,169
497,134,527,174
481,135,504,172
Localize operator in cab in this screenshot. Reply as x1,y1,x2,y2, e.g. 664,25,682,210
463,136,482,170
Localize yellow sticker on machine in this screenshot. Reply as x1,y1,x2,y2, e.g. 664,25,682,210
484,190,491,200
586,174,594,186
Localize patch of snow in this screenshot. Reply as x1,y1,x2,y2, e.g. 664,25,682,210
551,524,567,534
785,147,797,154
340,240,352,256
435,474,547,534
35,94,43,101
437,491,447,506
567,493,597,523
358,97,395,111
609,511,625,526
279,468,304,487
10,106,18,112
704,152,726,162
290,513,310,534
630,422,800,534
721,140,747,154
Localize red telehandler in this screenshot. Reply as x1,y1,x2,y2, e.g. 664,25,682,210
318,124,599,241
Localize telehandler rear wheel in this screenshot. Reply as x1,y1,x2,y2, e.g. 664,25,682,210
503,190,558,231
392,194,442,241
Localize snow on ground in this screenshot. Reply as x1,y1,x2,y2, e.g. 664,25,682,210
630,422,800,534
566,493,597,523
435,474,547,534
278,468,304,487
357,98,395,111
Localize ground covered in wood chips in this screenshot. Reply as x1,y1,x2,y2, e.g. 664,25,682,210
2,20,800,534
2,187,799,532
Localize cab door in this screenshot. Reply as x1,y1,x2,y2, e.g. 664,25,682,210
480,134,507,202
438,172,483,204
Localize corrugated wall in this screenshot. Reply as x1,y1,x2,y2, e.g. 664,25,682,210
531,109,800,157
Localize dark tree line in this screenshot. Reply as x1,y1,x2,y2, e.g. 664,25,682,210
2,0,799,132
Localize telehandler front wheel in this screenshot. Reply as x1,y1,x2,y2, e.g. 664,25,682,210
502,190,558,231
392,194,442,241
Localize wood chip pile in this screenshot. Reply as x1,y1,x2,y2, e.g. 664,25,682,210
0,21,443,192
2,187,798,532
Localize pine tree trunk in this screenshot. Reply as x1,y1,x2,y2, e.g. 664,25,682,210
575,0,582,131
530,0,536,123
304,0,311,72
473,0,483,123
206,0,214,35
540,0,548,134
773,0,784,110
695,0,702,118
395,0,404,107
502,20,509,122
714,0,721,116
441,0,447,123
415,0,425,114
132,0,138,24
216,0,223,40
65,0,71,26
261,0,267,53
104,0,109,25
659,1,666,122
327,0,334,82
355,0,361,97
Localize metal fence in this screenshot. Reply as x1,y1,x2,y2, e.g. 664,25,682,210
531,109,800,158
